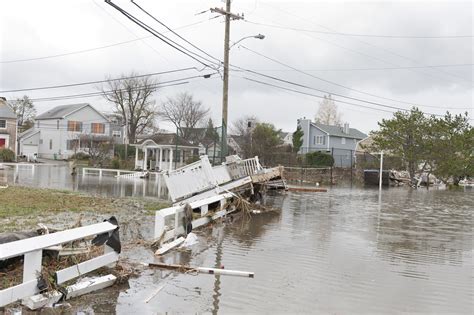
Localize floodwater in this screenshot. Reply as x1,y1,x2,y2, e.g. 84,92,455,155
0,164,169,199
76,187,472,314
1,164,472,313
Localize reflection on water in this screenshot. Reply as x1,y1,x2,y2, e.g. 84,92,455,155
116,188,473,314
0,164,168,199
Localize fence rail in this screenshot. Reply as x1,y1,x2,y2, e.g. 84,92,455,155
0,221,119,307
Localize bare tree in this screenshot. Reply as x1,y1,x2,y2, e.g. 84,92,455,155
315,94,342,126
101,72,157,143
159,92,209,142
79,134,113,166
12,95,36,131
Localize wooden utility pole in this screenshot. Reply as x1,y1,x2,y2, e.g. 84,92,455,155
211,3,243,161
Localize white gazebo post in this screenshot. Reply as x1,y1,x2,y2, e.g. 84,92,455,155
169,148,173,172
144,148,148,170
159,148,163,171
135,147,139,169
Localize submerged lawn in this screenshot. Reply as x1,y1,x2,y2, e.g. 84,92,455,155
0,186,170,219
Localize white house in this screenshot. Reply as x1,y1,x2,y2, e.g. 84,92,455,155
19,103,110,159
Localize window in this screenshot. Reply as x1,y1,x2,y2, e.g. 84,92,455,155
91,123,105,134
315,135,325,145
67,140,79,150
341,137,346,144
39,139,43,145
49,139,53,150
57,120,59,129
112,130,121,137
0,120,5,128
37,121,40,128
67,121,82,132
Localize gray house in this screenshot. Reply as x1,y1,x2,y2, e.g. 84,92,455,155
297,118,367,167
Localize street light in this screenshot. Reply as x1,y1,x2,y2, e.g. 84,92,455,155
221,33,265,162
230,34,265,49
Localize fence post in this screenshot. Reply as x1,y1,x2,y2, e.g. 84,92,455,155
350,149,353,187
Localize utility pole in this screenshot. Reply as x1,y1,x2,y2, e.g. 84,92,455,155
211,2,243,162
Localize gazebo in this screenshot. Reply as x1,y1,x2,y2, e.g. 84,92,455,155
132,134,199,171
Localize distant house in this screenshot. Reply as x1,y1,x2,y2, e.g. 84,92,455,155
279,131,293,147
19,103,110,159
132,133,199,171
297,118,367,167
0,97,18,155
103,113,125,144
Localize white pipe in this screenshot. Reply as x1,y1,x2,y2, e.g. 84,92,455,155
196,267,254,278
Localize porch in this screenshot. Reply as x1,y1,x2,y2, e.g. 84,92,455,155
132,139,199,172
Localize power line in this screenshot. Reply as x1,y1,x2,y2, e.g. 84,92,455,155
243,64,474,71
105,0,220,70
0,18,217,64
245,20,474,39
237,45,471,110
251,4,473,86
131,0,221,64
12,74,216,103
0,67,197,93
240,76,395,114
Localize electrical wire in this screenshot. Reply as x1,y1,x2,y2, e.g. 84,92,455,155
131,0,221,64
0,18,218,64
238,45,472,110
0,67,198,93
244,20,474,39
105,0,220,70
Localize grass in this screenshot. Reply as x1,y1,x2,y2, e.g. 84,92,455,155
143,201,171,215
0,186,114,218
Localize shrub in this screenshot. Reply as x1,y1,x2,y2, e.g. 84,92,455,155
111,157,121,169
70,152,90,160
0,148,15,162
305,151,334,167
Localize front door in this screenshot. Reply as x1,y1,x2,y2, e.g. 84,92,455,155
0,139,5,148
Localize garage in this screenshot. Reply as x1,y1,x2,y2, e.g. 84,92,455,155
22,144,38,156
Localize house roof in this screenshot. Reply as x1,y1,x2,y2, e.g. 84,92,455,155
36,103,95,120
312,122,367,139
0,99,17,119
137,133,198,148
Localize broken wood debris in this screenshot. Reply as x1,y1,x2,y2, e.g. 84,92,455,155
146,262,255,278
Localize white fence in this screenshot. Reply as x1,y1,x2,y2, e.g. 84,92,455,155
164,155,263,203
154,192,235,252
0,222,119,308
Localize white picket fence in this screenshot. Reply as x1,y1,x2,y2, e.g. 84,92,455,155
0,222,119,308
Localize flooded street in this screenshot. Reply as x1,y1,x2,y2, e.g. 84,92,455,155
1,165,472,313
75,187,472,314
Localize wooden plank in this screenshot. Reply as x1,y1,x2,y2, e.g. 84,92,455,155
66,274,116,300
155,237,185,255
0,222,117,260
22,275,117,309
55,252,119,284
0,280,38,307
23,250,42,282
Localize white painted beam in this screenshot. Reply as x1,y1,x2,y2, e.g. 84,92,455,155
55,252,119,284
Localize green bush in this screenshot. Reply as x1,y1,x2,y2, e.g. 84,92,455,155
70,152,90,160
114,144,136,160
0,148,15,162
305,151,334,167
111,157,121,169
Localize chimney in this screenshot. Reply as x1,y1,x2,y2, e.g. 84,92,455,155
344,123,349,134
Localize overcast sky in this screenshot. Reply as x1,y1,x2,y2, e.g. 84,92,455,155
0,0,472,134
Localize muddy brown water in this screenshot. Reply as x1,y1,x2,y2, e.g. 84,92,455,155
57,187,472,314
